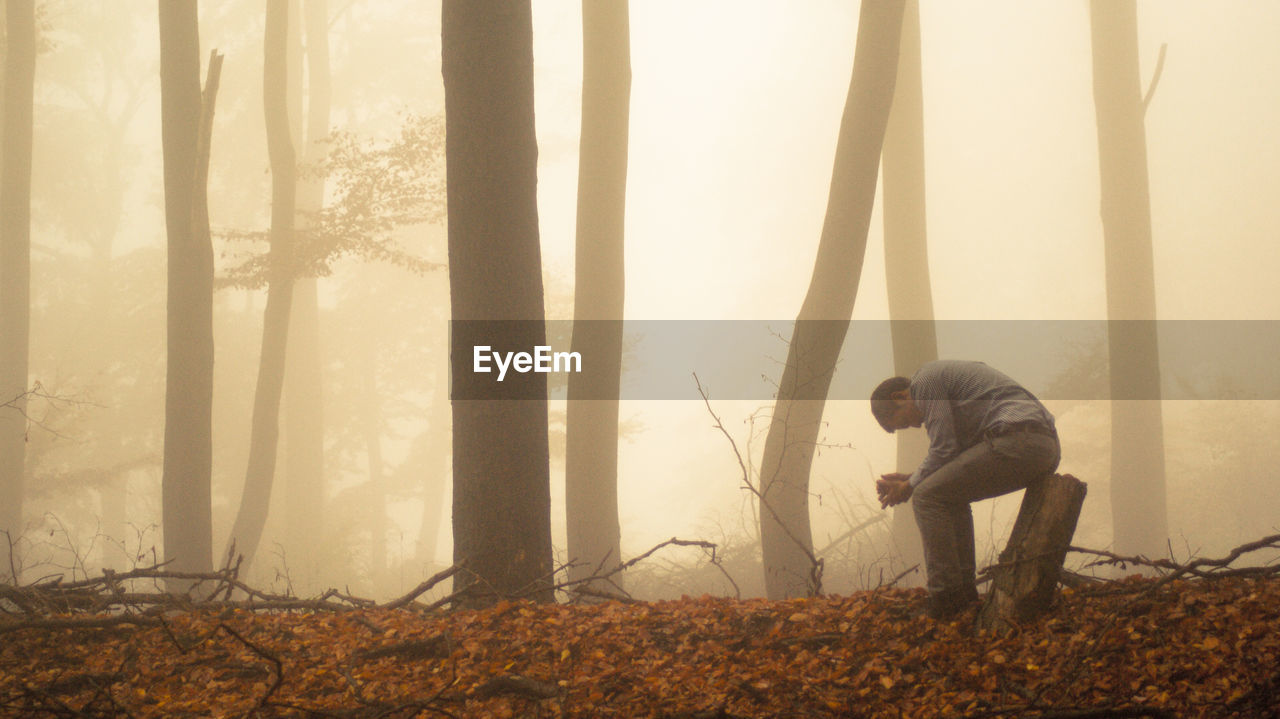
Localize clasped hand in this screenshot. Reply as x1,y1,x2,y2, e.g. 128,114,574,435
876,473,913,509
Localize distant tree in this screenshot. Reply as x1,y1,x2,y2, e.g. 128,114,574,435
216,100,446,589
758,0,905,600
1,0,36,548
881,0,932,582
564,0,629,596
226,0,298,571
443,0,553,607
158,0,218,584
39,2,157,562
282,0,331,592
217,113,444,288
1088,0,1168,558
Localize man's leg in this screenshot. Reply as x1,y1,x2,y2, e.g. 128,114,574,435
956,504,977,600
912,434,1058,605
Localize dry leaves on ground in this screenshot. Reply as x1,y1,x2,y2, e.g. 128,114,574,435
2,574,1278,718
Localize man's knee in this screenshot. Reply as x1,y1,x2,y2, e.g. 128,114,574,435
912,480,945,509
912,483,950,526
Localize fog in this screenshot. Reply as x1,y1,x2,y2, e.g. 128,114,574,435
2,0,1278,600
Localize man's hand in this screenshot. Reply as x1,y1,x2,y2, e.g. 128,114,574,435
876,473,913,509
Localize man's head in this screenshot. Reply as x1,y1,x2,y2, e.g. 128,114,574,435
870,376,923,432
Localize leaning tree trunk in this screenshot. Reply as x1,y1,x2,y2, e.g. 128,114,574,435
226,0,297,573
759,0,906,600
159,0,220,587
564,0,630,596
0,0,35,549
443,0,553,608
1089,0,1167,560
881,0,933,585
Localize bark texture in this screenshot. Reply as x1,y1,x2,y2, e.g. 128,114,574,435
159,0,219,584
443,0,553,607
759,0,905,600
1089,0,1167,559
979,474,1087,633
564,0,629,594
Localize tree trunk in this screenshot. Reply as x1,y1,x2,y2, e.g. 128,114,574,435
283,0,330,592
978,474,1087,633
1,6,6,171
0,0,35,550
881,0,933,585
443,0,553,608
759,0,905,600
159,0,220,586
226,0,297,572
1088,0,1167,560
564,0,629,596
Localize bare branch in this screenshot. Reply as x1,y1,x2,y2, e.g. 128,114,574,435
1141,42,1168,115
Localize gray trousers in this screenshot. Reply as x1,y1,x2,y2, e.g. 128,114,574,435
911,432,1060,597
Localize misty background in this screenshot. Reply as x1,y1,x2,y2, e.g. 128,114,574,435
2,0,1277,600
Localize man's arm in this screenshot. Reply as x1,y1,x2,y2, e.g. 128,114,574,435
907,377,960,488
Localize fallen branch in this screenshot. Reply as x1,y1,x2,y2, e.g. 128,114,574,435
557,536,741,601
1020,532,1280,710
0,561,468,631
218,622,284,710
380,564,464,610
1069,533,1280,581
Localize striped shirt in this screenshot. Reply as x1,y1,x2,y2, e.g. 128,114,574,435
907,360,1057,488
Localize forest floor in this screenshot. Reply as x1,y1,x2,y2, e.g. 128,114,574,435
1,574,1279,718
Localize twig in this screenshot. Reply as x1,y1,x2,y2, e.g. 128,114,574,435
1141,43,1168,115
1025,533,1280,709
878,564,919,590
379,564,463,610
695,373,822,595
1068,532,1280,581
556,537,741,600
218,622,284,711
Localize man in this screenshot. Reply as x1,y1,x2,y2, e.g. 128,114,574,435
871,360,1060,620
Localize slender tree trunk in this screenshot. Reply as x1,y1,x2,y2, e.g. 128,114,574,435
160,0,218,586
0,0,35,551
1089,0,1167,559
283,0,329,591
227,0,297,572
443,0,553,608
564,0,629,595
881,0,932,583
759,0,905,600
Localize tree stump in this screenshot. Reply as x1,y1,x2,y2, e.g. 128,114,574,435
978,473,1087,633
